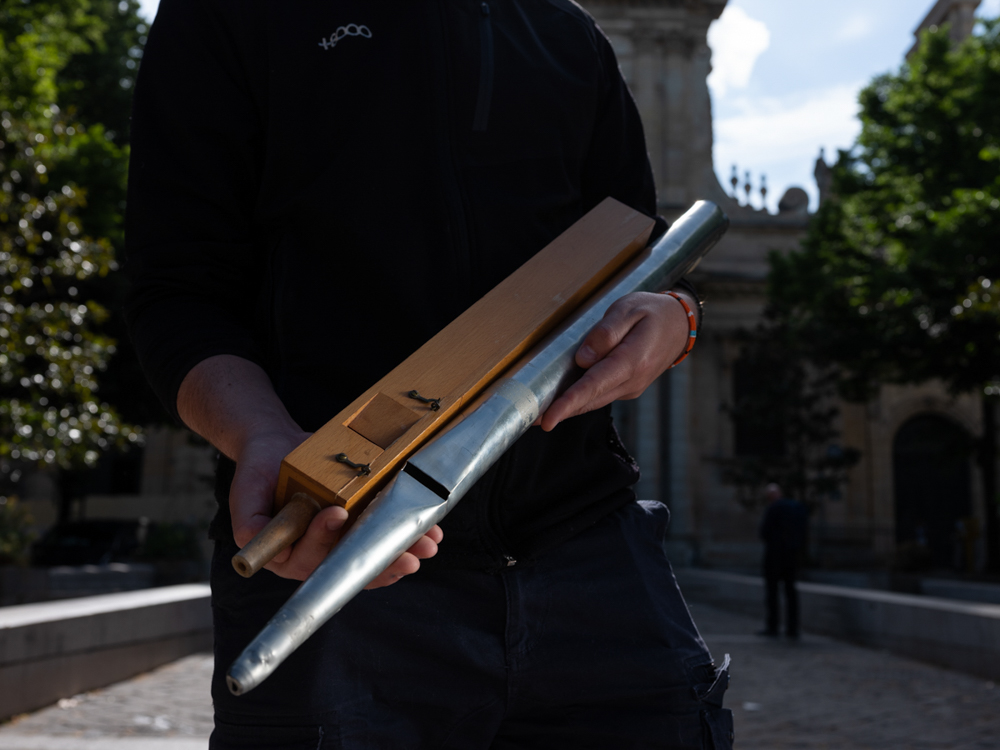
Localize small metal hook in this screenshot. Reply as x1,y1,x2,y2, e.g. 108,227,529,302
334,453,371,476
407,390,441,411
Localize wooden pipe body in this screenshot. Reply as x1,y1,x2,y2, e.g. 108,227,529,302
232,198,655,575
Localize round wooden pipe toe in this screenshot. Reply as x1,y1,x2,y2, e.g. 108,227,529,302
231,493,323,578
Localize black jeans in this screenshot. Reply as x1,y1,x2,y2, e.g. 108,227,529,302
209,501,734,749
764,553,799,637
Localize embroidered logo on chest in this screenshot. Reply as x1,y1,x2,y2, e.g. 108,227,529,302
318,24,372,50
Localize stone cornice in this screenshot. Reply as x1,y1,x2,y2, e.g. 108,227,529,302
584,0,726,20
726,213,810,231
631,26,699,54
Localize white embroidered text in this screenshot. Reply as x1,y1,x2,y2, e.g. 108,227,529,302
318,24,372,50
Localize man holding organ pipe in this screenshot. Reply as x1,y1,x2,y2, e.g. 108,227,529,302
124,0,734,746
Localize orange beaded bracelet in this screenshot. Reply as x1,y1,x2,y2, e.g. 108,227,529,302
662,290,698,369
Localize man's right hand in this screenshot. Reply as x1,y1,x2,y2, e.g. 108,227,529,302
178,355,442,585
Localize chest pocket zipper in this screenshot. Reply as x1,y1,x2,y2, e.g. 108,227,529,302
473,2,494,131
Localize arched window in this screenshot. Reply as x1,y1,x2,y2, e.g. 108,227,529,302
893,414,973,569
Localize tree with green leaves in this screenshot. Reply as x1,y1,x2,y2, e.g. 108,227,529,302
0,496,35,564
48,0,158,430
766,18,1000,569
723,321,860,515
0,0,144,516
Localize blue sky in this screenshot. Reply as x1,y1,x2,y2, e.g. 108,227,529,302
137,0,1000,212
709,0,1000,211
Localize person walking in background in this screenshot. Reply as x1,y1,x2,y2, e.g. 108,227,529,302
759,483,808,639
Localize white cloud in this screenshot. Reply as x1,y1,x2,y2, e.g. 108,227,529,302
836,13,875,42
138,0,159,21
713,83,864,210
707,6,771,98
979,0,1000,17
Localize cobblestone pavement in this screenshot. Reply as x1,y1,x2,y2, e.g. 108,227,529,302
0,654,213,749
690,603,1000,750
0,604,997,749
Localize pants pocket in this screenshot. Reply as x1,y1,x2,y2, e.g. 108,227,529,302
693,653,730,707
210,718,329,750
701,707,735,750
693,654,734,750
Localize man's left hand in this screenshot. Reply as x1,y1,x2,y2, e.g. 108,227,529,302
539,289,693,431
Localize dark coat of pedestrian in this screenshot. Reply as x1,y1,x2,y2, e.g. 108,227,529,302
759,483,808,638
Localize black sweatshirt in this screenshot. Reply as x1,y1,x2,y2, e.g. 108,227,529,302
125,0,673,571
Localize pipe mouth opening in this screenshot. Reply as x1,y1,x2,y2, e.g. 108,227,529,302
402,462,450,500
226,674,244,696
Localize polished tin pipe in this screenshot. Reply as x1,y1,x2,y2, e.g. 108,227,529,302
408,200,728,499
226,471,451,696
227,200,728,695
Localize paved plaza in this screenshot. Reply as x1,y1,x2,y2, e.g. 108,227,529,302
0,603,996,749
690,604,999,750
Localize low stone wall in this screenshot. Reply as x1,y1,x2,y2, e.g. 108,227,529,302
920,578,1000,605
0,584,211,720
800,569,1000,605
0,564,158,607
0,564,211,607
675,568,1000,681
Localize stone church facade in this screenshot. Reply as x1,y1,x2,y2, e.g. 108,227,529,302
586,0,989,571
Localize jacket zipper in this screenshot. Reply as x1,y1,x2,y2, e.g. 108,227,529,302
434,2,511,570
472,1,514,569
481,445,518,569
472,2,494,132
430,0,473,303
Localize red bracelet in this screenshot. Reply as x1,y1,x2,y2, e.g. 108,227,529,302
662,290,697,368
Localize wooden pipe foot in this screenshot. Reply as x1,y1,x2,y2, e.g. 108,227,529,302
232,493,323,578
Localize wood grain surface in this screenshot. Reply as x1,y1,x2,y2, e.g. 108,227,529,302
275,197,654,512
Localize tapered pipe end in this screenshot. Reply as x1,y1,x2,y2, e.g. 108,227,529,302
226,673,246,696
226,620,298,696
225,643,276,695
227,473,449,695
227,652,256,695
231,493,322,578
